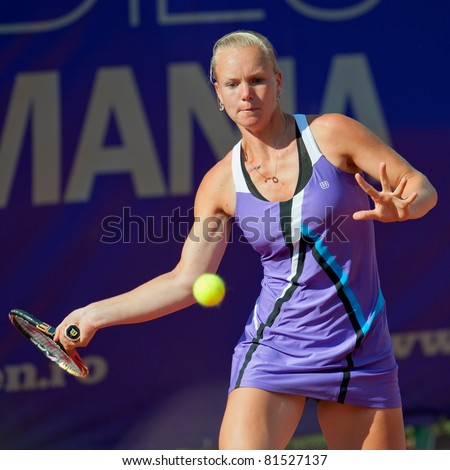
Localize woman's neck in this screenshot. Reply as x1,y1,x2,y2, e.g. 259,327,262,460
241,112,293,163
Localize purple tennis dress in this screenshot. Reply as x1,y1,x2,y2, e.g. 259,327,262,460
229,114,401,408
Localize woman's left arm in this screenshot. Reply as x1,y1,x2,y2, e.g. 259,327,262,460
312,114,438,222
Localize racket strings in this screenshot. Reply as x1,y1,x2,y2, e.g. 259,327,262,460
15,318,83,376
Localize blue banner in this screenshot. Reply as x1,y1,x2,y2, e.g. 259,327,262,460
0,1,448,449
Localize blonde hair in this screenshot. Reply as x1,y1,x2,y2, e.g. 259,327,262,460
209,30,279,83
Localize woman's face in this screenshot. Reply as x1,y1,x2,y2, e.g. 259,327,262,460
214,45,282,132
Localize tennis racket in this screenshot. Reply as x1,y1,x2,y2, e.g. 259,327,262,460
9,308,89,378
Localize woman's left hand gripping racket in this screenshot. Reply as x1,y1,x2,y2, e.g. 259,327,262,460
9,309,89,378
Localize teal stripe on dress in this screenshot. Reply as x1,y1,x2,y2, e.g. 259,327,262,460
301,223,382,335
362,289,385,335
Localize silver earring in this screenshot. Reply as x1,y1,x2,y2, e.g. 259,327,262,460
219,101,224,111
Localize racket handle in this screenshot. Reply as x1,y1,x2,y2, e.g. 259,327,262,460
65,324,81,341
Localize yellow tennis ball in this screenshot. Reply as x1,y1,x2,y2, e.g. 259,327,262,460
193,273,225,307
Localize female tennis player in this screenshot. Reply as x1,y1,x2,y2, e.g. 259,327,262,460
55,31,437,449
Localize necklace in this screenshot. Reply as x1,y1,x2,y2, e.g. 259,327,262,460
244,153,279,183
243,115,289,184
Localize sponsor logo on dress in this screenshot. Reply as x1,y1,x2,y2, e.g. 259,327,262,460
319,181,330,189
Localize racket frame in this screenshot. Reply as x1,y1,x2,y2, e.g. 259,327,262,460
9,309,89,378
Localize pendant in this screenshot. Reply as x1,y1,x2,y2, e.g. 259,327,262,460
264,176,279,183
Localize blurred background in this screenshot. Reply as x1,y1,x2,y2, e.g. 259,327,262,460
0,0,449,450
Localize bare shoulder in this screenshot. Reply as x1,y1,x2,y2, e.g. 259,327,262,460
306,113,363,172
307,113,362,137
195,151,235,217
307,114,422,185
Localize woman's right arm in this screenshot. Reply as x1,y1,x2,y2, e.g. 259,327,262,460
54,155,234,351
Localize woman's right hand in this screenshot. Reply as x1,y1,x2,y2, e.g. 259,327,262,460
54,306,98,353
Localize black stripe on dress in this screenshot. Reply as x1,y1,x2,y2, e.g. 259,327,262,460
302,235,364,343
235,200,307,388
302,234,364,403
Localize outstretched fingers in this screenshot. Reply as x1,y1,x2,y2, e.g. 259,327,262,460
392,176,408,198
378,161,391,193
353,163,418,222
354,172,379,201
